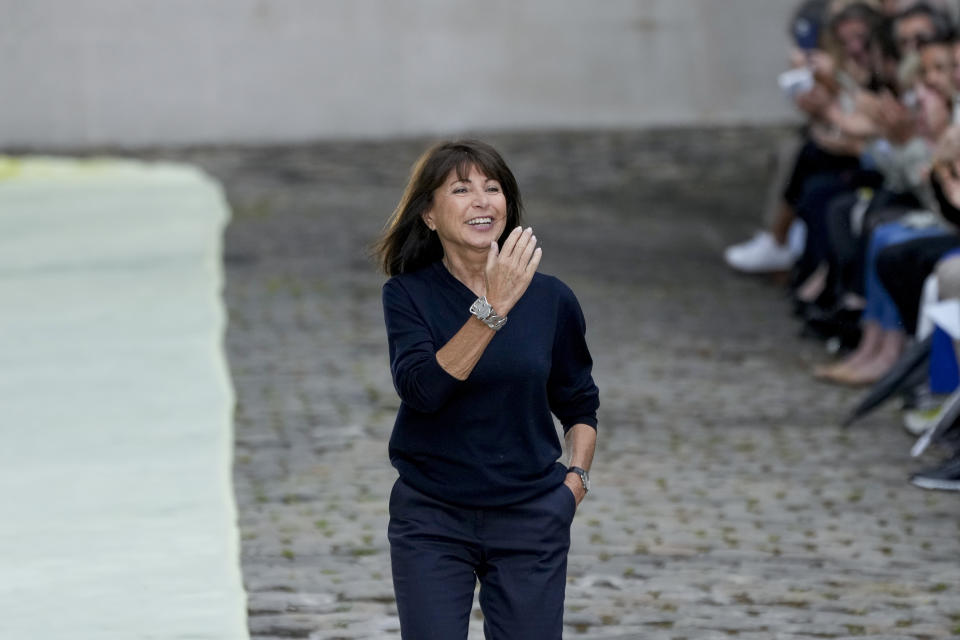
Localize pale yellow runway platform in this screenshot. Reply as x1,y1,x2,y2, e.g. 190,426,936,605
0,158,248,639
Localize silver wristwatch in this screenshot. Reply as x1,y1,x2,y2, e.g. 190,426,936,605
469,296,508,331
567,466,590,493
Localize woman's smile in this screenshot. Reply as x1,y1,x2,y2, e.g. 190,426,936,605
467,216,494,230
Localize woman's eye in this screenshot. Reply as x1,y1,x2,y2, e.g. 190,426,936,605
486,186,500,193
453,187,467,194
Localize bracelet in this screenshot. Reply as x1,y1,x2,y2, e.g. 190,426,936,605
469,296,508,331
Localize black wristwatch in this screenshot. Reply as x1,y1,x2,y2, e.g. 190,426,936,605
567,466,590,493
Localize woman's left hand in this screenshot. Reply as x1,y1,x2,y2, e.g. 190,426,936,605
563,474,586,507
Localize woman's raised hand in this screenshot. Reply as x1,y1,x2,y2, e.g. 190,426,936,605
484,226,542,317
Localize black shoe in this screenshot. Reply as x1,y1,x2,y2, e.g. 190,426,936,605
910,453,960,491
792,297,814,319
800,305,862,348
802,303,862,326
938,421,960,448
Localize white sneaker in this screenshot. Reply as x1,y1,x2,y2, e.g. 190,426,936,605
724,231,797,273
903,406,944,436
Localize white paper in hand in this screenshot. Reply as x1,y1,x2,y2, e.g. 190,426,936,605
778,67,814,100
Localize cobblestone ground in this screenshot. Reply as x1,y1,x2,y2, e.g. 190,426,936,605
170,128,959,639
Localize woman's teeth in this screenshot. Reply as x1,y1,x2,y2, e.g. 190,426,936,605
468,218,493,225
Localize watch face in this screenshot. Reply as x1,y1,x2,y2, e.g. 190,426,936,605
470,298,492,319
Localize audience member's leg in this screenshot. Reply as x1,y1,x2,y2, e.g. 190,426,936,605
726,139,859,273
823,190,863,304
834,191,923,300
782,140,860,210
818,223,937,384
910,254,960,491
793,175,859,291
876,234,960,335
765,136,804,244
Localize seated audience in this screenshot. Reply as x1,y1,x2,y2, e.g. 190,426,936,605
725,0,960,491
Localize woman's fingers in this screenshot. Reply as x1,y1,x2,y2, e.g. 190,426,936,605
511,227,534,261
501,226,535,260
484,226,540,316
484,240,500,286
518,233,537,267
526,247,543,275
500,226,525,258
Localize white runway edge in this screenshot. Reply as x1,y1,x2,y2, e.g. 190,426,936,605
0,157,249,639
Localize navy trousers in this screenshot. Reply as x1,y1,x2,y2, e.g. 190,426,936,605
388,477,576,640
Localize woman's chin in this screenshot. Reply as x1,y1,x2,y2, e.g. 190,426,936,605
466,227,503,246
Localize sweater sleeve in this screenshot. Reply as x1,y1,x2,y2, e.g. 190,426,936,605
547,284,599,432
382,278,463,413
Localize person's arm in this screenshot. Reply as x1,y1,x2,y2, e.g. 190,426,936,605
879,93,916,146
809,122,865,157
383,282,465,413
563,423,597,505
824,100,881,139
548,284,600,505
383,227,542,412
794,84,831,120
436,226,541,380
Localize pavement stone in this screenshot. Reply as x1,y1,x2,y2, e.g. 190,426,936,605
154,127,959,639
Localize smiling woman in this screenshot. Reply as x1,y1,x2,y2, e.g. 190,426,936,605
375,140,524,277
373,140,599,639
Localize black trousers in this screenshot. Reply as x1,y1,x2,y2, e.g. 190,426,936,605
782,138,862,208
388,478,575,640
787,143,881,288
876,233,960,335
824,191,922,298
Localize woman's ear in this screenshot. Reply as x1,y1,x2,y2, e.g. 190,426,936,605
421,210,436,231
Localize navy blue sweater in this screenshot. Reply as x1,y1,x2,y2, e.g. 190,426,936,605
382,261,599,507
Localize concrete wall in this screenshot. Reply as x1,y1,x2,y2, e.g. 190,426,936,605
1,0,798,147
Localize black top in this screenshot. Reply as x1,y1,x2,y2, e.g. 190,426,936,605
382,261,599,507
932,172,960,228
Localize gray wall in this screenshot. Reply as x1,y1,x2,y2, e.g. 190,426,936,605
2,0,798,147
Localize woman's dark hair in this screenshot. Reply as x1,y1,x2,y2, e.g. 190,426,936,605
918,29,957,50
874,16,900,61
374,140,524,276
895,3,953,40
829,2,881,34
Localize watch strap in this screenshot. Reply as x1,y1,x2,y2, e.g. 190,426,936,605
470,296,508,331
567,466,590,492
